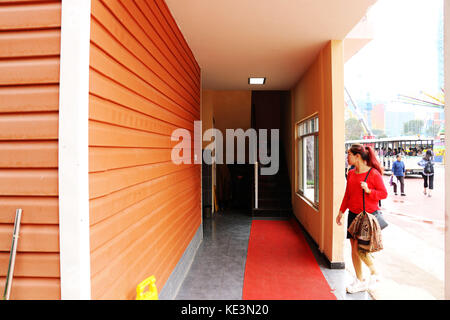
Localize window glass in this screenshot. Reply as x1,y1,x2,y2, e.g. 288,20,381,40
303,135,315,202
296,115,319,206
297,138,303,193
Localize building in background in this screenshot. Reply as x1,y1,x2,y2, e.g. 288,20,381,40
384,107,415,137
371,103,386,132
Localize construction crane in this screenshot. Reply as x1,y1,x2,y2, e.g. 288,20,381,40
396,88,444,109
344,87,374,138
396,88,445,136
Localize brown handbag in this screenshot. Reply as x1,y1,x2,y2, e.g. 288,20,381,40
347,168,384,252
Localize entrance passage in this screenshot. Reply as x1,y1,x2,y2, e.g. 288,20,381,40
242,219,336,300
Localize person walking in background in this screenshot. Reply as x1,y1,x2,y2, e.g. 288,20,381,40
391,155,406,196
336,144,388,293
418,150,434,197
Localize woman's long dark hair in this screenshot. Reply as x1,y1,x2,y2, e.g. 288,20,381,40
349,144,384,175
424,150,433,161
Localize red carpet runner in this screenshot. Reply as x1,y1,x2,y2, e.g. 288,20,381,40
242,219,336,300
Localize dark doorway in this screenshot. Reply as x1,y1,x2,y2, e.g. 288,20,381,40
251,91,292,217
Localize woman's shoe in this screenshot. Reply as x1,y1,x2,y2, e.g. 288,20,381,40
346,279,368,294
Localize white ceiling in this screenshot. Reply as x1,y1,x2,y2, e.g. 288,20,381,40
165,0,377,90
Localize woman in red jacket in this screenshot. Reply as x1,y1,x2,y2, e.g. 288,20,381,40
336,144,387,293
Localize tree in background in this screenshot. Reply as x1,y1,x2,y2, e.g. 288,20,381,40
397,90,444,138
345,118,364,140
425,123,441,138
402,119,424,136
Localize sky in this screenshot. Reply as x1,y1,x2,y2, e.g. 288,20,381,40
344,0,443,115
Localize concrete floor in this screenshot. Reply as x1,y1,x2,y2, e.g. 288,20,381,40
175,209,370,300
369,167,445,300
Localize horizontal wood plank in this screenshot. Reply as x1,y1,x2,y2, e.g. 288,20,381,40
0,141,58,168
0,112,58,140
0,252,60,277
0,85,59,113
0,29,60,58
0,277,60,300
0,1,61,31
0,169,58,196
0,57,60,85
90,147,172,172
0,196,58,224
0,223,59,252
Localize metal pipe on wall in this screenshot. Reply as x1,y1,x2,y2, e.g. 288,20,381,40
3,209,22,300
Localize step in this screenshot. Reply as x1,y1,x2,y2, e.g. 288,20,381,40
258,191,291,199
258,180,290,188
258,201,291,209
258,186,291,194
252,208,293,218
258,175,289,182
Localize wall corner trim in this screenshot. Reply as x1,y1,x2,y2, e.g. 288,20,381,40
58,0,92,300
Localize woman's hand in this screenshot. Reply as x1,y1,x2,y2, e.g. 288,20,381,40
336,211,343,225
360,181,371,193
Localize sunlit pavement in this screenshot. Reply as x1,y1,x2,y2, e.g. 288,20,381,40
343,165,445,299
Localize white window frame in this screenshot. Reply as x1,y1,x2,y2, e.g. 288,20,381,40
296,115,319,208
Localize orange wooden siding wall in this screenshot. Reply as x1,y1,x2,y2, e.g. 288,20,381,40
89,0,201,299
0,0,61,299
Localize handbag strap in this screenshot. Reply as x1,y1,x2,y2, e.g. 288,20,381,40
362,168,372,214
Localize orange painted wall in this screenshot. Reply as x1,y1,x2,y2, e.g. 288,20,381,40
89,0,201,299
208,90,252,133
286,41,346,263
0,0,61,299
201,90,252,161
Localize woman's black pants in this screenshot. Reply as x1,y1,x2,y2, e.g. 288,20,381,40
422,173,434,190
